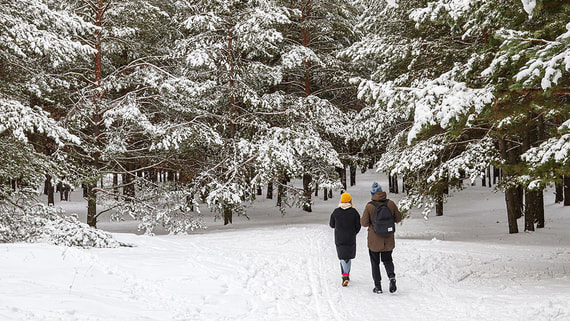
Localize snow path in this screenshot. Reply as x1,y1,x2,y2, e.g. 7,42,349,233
2,224,570,321
2,170,570,320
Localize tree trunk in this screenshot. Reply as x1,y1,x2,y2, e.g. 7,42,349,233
349,165,356,186
123,162,135,199
63,187,69,201
525,188,545,230
277,175,287,207
487,167,492,187
555,177,564,203
336,166,347,191
57,182,63,201
86,182,97,228
435,196,443,216
563,176,570,206
493,167,500,184
323,187,328,201
266,182,273,199
505,186,520,234
113,173,119,200
302,173,312,212
536,189,545,228
515,186,524,218
524,189,535,231
314,183,318,197
257,185,262,196
498,136,523,233
84,0,106,227
45,175,54,206
223,205,232,225
392,175,399,194
328,189,333,199
43,178,49,195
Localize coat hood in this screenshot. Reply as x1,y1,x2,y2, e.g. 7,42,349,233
371,191,387,202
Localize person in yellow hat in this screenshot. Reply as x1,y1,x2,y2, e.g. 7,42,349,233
329,192,361,286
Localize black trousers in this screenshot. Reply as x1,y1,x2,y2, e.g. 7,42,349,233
369,249,395,286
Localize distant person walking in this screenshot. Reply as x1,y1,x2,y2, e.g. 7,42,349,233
329,192,361,287
361,182,402,294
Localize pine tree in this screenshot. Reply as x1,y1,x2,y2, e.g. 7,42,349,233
60,0,209,232
345,0,569,232
0,0,89,205
275,0,361,211
174,0,300,223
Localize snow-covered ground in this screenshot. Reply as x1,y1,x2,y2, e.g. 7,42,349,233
2,171,570,321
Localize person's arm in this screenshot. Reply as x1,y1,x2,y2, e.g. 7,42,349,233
354,209,362,233
390,200,403,223
360,203,371,227
329,211,336,228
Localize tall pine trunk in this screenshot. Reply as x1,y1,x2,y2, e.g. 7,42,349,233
435,195,444,216
86,182,98,228
223,7,237,224
223,204,232,225
45,175,54,206
524,190,535,231
86,0,107,228
555,176,563,203
113,173,119,200
302,173,312,212
505,186,520,233
499,137,520,233
525,189,544,231
563,176,570,206
277,175,287,207
337,166,347,191
266,182,273,199
123,162,135,198
536,190,545,228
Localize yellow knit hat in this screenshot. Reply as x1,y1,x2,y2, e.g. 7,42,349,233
340,192,352,203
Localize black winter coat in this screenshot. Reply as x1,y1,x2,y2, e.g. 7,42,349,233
329,207,361,260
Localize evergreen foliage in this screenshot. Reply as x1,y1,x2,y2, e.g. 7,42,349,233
0,0,568,240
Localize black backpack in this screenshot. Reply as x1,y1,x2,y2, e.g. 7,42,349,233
369,200,395,236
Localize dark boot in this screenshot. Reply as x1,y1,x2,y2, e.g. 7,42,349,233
373,285,382,294
342,274,349,287
389,278,397,293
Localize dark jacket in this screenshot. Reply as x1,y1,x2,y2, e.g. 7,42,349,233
360,191,402,252
329,207,361,260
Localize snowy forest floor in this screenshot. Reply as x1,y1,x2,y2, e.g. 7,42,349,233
2,170,570,321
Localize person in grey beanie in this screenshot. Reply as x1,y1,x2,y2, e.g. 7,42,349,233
360,182,402,294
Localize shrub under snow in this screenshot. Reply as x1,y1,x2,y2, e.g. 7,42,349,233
0,204,126,248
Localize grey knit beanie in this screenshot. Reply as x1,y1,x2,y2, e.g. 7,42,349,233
370,182,383,194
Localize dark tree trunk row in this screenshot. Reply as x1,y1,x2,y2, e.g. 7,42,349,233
388,174,399,194
337,165,347,191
